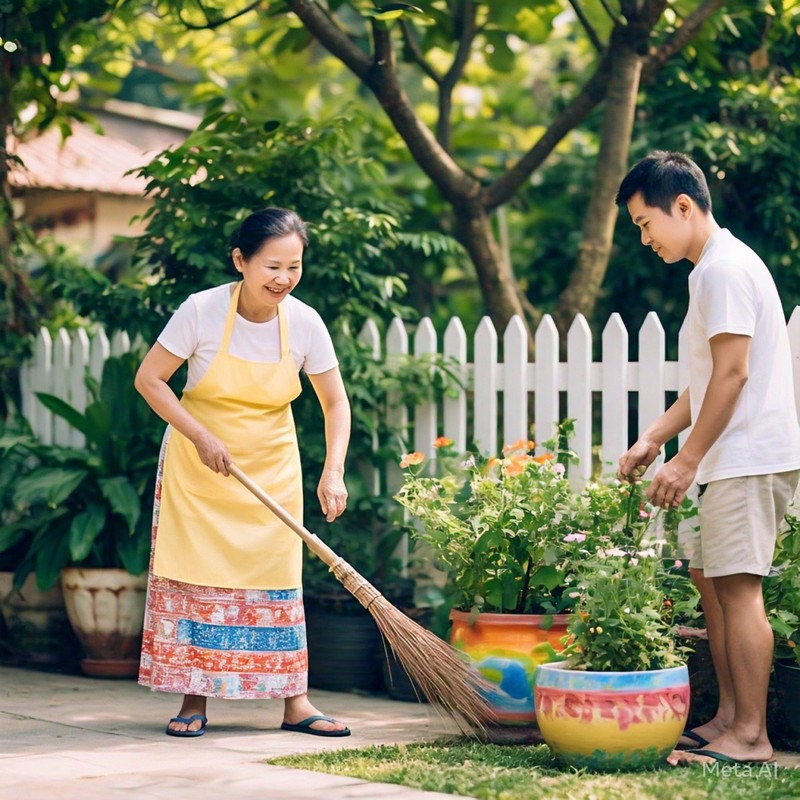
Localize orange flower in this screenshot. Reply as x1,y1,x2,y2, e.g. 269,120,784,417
485,457,500,472
534,452,554,464
505,453,534,475
400,452,425,468
433,436,454,448
502,438,535,455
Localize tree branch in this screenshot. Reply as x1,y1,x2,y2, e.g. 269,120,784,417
371,18,393,69
177,0,263,31
484,56,612,210
287,0,475,202
568,0,604,53
437,0,477,150
286,0,373,80
600,0,624,26
643,0,724,80
399,18,441,84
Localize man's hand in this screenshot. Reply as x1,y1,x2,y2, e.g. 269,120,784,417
618,438,661,483
646,456,696,509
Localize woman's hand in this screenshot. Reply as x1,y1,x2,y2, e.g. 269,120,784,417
317,469,348,522
192,430,232,476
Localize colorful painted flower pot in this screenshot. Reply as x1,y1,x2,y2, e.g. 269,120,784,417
534,662,690,770
449,610,570,725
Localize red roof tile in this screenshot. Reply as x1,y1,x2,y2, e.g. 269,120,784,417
9,121,152,196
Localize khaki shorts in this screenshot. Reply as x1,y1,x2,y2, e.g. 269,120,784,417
690,470,800,578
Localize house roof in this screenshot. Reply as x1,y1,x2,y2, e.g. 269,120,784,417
9,121,153,196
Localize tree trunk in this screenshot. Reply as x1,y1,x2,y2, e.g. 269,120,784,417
555,31,643,335
452,202,536,353
0,45,39,417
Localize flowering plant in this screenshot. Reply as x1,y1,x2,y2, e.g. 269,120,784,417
557,482,699,672
395,421,669,616
765,510,800,667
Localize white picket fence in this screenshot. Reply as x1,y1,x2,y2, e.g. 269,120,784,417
19,326,138,448
19,310,800,483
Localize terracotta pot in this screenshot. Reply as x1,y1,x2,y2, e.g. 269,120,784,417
534,662,690,771
449,609,570,727
60,568,147,678
0,572,81,669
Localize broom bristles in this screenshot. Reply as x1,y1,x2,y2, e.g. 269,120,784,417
329,557,498,734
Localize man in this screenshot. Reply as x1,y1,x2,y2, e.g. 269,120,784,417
616,150,800,766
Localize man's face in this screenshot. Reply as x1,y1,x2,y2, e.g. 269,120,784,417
626,192,693,264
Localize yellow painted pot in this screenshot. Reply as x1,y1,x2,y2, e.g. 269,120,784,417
449,610,570,725
534,662,690,770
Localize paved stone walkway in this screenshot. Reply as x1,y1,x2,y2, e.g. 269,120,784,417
4,665,799,799
0,665,471,800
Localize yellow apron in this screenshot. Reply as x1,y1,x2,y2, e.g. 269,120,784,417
153,282,304,589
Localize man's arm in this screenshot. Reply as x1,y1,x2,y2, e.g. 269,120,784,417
647,332,750,508
618,389,692,482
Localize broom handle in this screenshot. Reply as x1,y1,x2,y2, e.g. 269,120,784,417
227,463,340,569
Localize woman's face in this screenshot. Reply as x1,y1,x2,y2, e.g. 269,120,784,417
232,233,304,319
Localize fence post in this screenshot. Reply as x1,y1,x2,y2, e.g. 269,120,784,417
413,318,438,457
567,314,592,486
443,317,468,452
473,316,498,456
638,312,667,476
534,315,559,453
503,316,528,448
358,318,382,497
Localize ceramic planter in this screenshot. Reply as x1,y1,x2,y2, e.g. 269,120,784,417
60,568,147,678
0,572,81,669
534,662,690,770
449,610,570,726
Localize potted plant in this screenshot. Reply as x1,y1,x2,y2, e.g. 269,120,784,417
0,352,162,676
534,483,698,771
765,509,800,741
395,421,665,728
0,415,81,669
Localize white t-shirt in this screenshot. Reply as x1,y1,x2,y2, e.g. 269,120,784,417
157,283,339,391
685,228,800,483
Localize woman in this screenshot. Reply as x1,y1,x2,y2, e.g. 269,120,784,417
134,207,351,738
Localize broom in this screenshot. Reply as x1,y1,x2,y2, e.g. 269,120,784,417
228,463,497,734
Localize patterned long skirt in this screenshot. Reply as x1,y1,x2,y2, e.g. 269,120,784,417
138,434,308,699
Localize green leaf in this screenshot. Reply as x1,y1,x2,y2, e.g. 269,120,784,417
35,393,90,438
99,477,141,534
530,564,561,591
68,505,107,561
13,468,88,506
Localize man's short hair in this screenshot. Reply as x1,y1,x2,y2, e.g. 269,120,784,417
616,150,712,213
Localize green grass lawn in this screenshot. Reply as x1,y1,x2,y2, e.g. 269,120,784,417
270,740,800,800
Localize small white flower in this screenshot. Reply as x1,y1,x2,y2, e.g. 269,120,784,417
624,607,630,613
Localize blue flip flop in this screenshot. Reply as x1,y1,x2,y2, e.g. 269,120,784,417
280,714,351,737
165,713,207,737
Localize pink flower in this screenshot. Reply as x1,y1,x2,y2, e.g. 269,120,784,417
563,532,587,543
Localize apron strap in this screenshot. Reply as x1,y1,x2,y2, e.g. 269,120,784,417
221,282,242,353
278,302,290,358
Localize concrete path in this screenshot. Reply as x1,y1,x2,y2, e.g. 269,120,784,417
0,666,472,800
